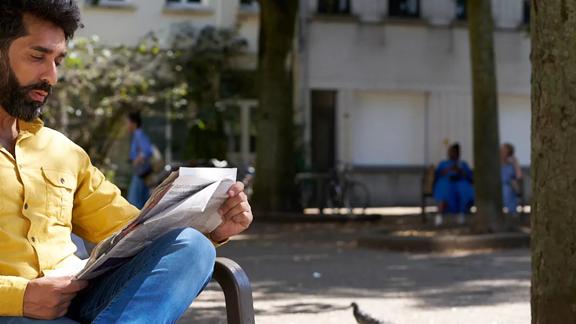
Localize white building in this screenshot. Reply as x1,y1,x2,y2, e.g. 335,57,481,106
79,0,260,51
78,0,532,206
299,0,531,205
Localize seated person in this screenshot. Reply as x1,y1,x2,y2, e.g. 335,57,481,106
433,143,475,224
500,143,523,215
0,2,253,322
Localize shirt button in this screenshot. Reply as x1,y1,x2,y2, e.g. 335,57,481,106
60,178,65,184
24,203,28,210
31,237,36,243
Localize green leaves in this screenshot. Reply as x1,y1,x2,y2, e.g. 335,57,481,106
43,24,249,166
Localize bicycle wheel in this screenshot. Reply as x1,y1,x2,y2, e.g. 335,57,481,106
343,181,371,214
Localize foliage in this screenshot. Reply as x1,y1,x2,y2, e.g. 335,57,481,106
43,24,248,167
44,35,165,166
165,24,248,161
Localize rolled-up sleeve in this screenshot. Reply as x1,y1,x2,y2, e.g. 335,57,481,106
0,276,29,316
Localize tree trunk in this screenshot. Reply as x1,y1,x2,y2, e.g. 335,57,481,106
467,0,503,233
531,1,576,322
253,0,298,212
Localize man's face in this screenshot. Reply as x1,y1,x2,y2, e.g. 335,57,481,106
0,14,67,121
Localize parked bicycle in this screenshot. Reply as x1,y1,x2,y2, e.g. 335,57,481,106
296,165,371,216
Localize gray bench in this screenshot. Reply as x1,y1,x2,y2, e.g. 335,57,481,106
213,258,255,324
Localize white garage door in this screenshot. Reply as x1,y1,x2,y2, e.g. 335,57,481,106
351,91,426,165
499,96,531,165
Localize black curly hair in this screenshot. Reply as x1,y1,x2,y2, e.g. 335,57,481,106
0,1,83,120
0,0,83,49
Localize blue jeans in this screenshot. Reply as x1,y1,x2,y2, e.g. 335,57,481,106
0,228,216,324
128,174,150,209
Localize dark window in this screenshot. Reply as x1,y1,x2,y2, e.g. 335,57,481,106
166,0,202,4
311,90,337,172
523,0,530,24
93,0,126,4
389,0,420,18
317,0,351,15
456,0,467,21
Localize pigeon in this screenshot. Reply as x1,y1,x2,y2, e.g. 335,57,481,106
351,302,391,324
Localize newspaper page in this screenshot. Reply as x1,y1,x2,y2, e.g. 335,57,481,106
46,167,237,280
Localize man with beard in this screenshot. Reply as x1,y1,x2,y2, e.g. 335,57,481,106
0,1,253,323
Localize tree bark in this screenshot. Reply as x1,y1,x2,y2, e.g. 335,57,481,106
467,0,503,233
531,1,576,322
253,0,298,211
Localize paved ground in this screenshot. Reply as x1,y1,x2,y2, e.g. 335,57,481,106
179,221,530,324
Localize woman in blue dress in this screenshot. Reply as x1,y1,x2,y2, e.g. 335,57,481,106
433,143,475,223
501,143,523,215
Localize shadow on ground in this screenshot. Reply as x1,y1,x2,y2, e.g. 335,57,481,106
179,220,530,323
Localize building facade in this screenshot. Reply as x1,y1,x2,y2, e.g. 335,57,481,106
78,0,531,206
299,0,531,205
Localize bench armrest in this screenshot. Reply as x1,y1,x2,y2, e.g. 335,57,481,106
213,257,255,324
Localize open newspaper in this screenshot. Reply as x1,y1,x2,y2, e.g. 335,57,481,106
46,167,237,280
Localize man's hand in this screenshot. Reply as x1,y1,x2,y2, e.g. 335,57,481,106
23,276,88,320
210,182,253,242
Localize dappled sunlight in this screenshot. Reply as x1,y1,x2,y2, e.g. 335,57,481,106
178,217,531,323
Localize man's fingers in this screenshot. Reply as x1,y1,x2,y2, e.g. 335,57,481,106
56,302,71,318
56,297,73,308
60,280,88,294
227,182,245,197
232,212,253,227
58,292,77,304
219,195,243,216
219,192,248,216
222,200,251,219
223,202,252,220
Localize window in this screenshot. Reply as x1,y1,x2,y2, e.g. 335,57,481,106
456,0,467,21
523,0,530,24
167,0,201,3
165,0,207,7
239,0,258,11
311,90,337,172
92,0,131,7
317,0,351,15
389,0,420,18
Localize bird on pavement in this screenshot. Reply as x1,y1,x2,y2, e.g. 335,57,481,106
351,302,391,324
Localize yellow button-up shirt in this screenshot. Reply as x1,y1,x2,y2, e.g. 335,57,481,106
0,119,140,316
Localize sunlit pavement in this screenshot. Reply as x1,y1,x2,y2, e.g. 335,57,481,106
180,222,530,324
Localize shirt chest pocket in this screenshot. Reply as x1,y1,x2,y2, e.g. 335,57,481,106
41,168,76,223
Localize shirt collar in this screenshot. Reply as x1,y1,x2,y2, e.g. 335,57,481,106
18,118,44,135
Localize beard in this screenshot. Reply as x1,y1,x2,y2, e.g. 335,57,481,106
0,67,52,122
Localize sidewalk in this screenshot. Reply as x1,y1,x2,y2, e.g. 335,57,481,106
179,221,530,324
